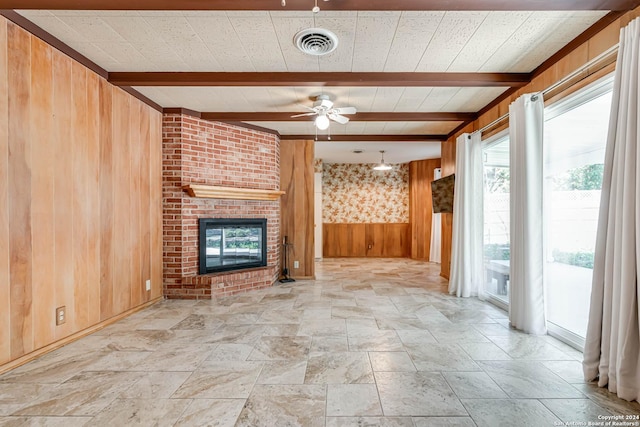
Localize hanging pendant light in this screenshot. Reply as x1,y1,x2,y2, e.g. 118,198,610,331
373,150,392,171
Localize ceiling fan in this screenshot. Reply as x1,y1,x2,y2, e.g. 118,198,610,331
292,94,357,130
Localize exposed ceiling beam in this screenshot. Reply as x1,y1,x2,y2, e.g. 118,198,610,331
280,134,446,141
109,72,530,88
200,112,475,122
6,0,640,10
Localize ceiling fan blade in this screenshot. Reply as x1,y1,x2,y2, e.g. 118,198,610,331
328,113,349,124
332,106,356,115
291,112,317,118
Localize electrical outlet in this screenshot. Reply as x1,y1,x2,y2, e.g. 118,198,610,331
145,279,151,291
56,306,66,325
293,260,300,269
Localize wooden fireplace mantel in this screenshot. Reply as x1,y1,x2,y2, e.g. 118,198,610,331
182,184,285,201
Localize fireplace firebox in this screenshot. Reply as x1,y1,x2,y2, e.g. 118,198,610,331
198,218,267,274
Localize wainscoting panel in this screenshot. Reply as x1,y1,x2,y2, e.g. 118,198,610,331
323,223,409,258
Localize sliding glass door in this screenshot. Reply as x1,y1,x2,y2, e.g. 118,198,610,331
483,136,510,305
544,77,613,348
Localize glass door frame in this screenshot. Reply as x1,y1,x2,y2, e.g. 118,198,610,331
481,129,510,312
543,74,614,351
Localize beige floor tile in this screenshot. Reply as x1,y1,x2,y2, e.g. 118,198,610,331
247,336,311,360
442,372,508,399
236,384,325,427
412,417,477,427
174,399,245,427
461,399,560,427
326,418,414,427
256,360,308,384
540,398,612,423
368,352,416,372
326,384,383,416
479,361,584,399
375,371,467,416
90,398,191,426
305,352,374,384
4,258,639,426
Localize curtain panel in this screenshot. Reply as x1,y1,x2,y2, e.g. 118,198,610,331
508,93,547,335
449,132,484,298
583,17,640,402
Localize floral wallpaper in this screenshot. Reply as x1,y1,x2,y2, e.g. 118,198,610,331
322,163,409,223
314,158,323,173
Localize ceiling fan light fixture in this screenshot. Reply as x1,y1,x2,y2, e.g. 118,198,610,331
373,150,393,171
315,114,330,130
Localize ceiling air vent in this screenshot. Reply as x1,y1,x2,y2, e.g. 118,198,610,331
294,28,338,56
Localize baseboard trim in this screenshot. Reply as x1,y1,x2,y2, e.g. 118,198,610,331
0,297,163,375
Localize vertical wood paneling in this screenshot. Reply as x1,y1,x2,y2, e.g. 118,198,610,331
85,71,101,326
129,100,142,307
324,223,409,258
8,22,34,358
0,17,163,368
30,37,55,349
323,223,367,257
99,79,114,321
149,112,163,300
52,50,74,340
409,158,441,261
139,104,151,303
365,224,385,257
440,138,456,279
72,62,89,331
0,19,11,365
112,88,131,314
384,224,410,257
280,140,315,278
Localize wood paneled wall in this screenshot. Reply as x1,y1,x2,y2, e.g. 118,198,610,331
323,223,410,258
0,17,163,368
280,140,315,279
439,138,457,279
409,158,441,261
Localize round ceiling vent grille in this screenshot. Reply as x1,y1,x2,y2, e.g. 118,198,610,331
294,28,338,56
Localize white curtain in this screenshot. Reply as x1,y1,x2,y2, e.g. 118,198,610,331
509,93,547,335
430,168,442,263
583,17,640,402
449,132,484,298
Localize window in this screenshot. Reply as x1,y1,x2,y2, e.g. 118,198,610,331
544,76,613,349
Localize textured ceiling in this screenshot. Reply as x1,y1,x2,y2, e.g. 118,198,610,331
15,8,611,162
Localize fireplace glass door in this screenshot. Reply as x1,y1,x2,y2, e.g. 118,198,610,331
199,218,267,274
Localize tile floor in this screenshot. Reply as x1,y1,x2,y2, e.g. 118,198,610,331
1,258,639,426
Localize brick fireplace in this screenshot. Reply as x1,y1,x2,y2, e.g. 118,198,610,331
162,112,281,299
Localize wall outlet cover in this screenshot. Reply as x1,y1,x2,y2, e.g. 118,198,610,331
146,279,151,291
294,260,300,269
56,306,66,325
